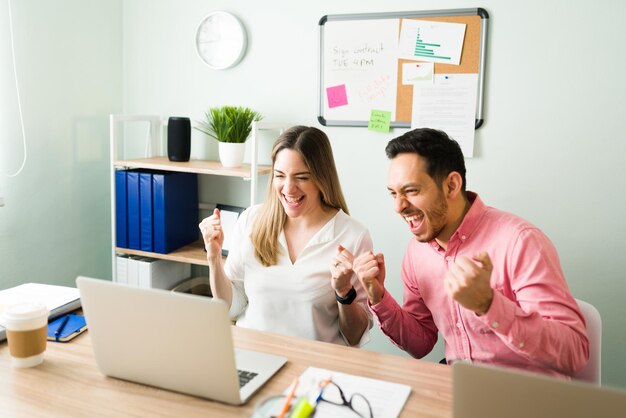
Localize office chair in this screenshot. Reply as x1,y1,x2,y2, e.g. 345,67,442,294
573,298,602,385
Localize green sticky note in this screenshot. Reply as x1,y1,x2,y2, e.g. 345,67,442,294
368,110,392,133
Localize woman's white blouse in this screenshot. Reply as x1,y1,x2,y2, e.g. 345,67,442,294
224,205,373,346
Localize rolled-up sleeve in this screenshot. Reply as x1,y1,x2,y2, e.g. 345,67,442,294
476,228,589,375
224,208,251,319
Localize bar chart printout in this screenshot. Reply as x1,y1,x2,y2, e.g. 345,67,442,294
398,19,466,65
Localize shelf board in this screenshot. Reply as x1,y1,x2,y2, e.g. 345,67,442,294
116,240,209,266
114,157,271,178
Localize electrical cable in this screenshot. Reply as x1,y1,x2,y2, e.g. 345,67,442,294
4,0,28,178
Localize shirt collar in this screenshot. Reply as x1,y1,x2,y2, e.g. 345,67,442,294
452,191,486,242
428,191,486,248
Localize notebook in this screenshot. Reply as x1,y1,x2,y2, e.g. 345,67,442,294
0,283,81,342
453,362,626,418
76,276,287,405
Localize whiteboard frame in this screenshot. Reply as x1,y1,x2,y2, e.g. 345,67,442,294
318,8,489,129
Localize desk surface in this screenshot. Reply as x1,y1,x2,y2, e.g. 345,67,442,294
0,326,451,417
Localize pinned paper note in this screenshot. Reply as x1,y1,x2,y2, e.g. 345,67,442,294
411,73,478,157
398,19,466,65
368,110,392,132
402,62,434,85
326,84,348,108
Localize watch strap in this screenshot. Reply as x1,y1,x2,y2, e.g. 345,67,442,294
335,286,357,305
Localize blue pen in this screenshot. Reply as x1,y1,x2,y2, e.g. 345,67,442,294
54,315,71,341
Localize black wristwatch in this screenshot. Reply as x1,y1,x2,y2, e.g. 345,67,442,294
335,286,357,305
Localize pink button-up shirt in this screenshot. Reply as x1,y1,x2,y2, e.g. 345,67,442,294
371,192,588,378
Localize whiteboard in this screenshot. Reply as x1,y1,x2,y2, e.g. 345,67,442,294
318,8,489,128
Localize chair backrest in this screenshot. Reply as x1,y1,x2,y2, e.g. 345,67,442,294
574,298,602,384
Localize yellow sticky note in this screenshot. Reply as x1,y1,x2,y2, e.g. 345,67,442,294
368,110,392,133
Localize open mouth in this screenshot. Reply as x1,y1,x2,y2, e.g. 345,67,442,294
404,212,425,232
283,195,304,207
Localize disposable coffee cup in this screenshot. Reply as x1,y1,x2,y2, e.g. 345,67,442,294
2,302,49,368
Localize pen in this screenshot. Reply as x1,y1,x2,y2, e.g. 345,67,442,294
54,315,71,341
277,377,299,418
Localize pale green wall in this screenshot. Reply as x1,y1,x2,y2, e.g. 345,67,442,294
2,0,625,390
0,0,122,287
121,0,626,389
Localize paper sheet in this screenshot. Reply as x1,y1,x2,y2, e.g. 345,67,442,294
398,19,466,65
286,366,411,418
411,73,478,157
402,62,434,85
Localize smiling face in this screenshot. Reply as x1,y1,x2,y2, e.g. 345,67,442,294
387,153,452,243
273,148,323,219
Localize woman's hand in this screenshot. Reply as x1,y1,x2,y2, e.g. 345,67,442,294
330,245,355,297
332,244,370,346
199,208,224,262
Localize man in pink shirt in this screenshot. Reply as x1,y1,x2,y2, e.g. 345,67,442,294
350,128,588,378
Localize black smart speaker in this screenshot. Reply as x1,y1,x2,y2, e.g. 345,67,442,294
167,117,191,162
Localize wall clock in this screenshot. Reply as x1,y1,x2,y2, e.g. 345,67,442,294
195,11,247,70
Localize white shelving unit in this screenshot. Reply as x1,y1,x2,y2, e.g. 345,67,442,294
109,115,284,281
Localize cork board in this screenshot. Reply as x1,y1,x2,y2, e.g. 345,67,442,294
318,8,489,128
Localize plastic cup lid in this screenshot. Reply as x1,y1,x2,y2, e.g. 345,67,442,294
2,302,49,322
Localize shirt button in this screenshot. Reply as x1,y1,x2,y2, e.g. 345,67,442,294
518,342,525,348
491,321,499,328
461,235,467,240
456,322,462,328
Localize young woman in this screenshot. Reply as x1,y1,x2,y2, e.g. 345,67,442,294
199,126,372,346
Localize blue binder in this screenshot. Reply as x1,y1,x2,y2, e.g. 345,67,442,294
152,172,198,254
139,172,153,252
115,170,128,248
127,170,141,250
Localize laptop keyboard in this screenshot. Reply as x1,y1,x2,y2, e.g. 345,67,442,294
238,370,258,388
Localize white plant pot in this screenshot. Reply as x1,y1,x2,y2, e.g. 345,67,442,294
218,142,246,168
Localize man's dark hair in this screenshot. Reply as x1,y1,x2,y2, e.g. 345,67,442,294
385,128,467,192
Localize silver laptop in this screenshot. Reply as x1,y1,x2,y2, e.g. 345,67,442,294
76,276,287,405
453,362,626,418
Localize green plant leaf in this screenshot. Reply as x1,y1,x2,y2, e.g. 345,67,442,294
194,106,263,143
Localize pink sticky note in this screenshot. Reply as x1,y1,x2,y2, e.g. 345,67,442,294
326,84,348,108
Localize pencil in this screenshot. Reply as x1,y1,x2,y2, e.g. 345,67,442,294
277,377,299,418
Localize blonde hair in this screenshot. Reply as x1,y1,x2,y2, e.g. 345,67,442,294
250,126,349,266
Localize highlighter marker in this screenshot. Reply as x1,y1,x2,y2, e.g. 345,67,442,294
289,397,314,418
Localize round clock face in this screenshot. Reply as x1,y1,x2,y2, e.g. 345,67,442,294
195,11,247,70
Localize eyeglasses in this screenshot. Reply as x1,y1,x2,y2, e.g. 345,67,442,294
317,380,374,418
253,379,374,418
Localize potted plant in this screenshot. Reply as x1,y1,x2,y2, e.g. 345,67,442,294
195,106,263,168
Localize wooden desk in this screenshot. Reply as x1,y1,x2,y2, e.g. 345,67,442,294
0,327,451,417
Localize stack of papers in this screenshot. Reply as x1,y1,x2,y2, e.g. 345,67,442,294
0,283,81,341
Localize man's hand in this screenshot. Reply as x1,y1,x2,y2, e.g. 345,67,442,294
353,251,386,305
444,251,494,315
